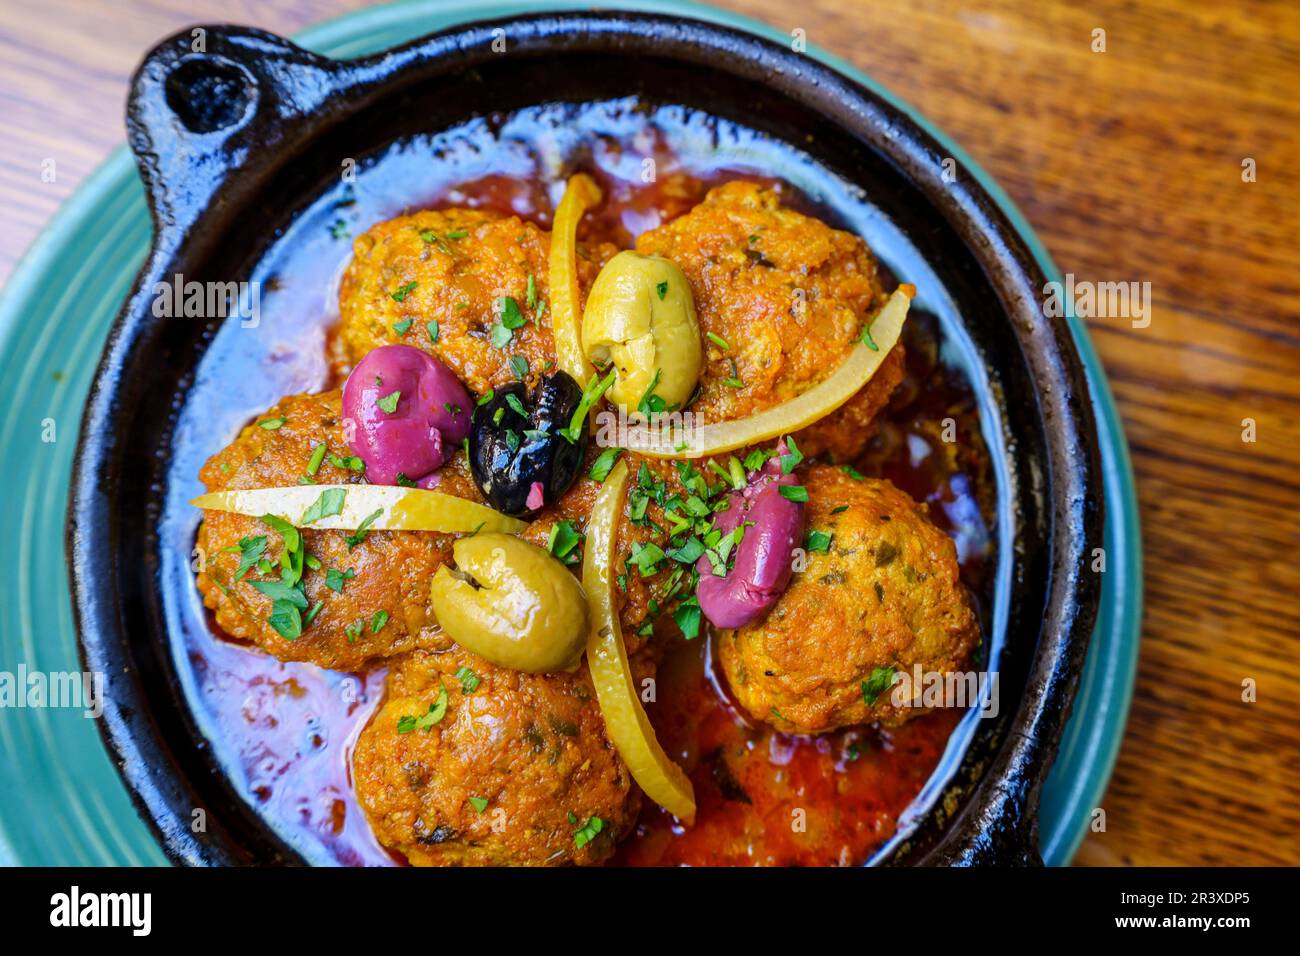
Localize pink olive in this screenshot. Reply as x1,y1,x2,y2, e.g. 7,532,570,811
342,345,471,486
696,447,805,630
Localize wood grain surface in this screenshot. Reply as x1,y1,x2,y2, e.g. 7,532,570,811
1,0,1296,865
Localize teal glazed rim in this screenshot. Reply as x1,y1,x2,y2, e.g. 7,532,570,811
0,0,1140,867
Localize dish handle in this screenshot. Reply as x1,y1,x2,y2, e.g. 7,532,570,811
124,25,354,250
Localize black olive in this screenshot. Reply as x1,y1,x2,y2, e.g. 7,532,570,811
468,371,588,516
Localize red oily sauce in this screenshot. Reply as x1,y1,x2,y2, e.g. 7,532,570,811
183,104,994,867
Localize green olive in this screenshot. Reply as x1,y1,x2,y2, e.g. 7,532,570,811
429,533,590,673
582,251,701,413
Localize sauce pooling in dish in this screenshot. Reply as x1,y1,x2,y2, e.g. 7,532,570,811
185,102,994,866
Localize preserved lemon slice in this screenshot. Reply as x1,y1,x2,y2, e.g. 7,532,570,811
623,288,913,458
549,173,603,386
582,459,697,823
191,484,525,534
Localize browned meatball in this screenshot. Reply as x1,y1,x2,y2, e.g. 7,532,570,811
333,208,616,389
353,648,641,866
636,180,905,462
194,390,481,671
196,392,680,666
718,464,979,734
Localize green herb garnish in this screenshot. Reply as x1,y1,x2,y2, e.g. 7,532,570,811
397,681,449,733
559,368,616,443
325,567,356,593
547,520,584,565
300,488,346,525
346,508,383,550
390,281,418,302
455,666,480,695
589,447,623,482
806,530,833,553
305,443,327,477
861,666,897,705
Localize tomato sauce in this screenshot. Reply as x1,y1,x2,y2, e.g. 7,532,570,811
179,101,994,867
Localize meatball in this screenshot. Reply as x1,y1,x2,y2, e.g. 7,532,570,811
333,207,616,389
196,392,676,666
636,181,905,462
353,648,641,866
717,464,978,734
195,390,481,671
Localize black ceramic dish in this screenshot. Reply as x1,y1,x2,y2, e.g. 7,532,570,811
68,11,1102,866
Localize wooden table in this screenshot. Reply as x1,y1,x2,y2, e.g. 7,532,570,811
2,0,1296,865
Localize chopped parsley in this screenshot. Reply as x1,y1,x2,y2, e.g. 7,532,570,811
559,368,616,443
249,578,308,607
393,317,414,336
706,331,730,351
589,447,623,482
454,666,480,695
637,369,667,416
427,320,439,343
325,567,356,592
861,665,898,705
572,815,604,849
397,681,449,733
328,452,365,472
779,436,804,475
655,280,668,300
257,417,285,430
857,319,880,351
370,609,389,634
390,281,418,302
468,796,489,814
490,296,528,349
547,520,584,565
304,601,324,626
627,541,666,578
346,508,383,549
672,595,702,640
806,529,833,553
779,485,809,503
305,443,327,477
377,390,401,414
300,488,346,525
667,537,706,564
267,600,302,640
509,354,529,381
233,535,267,581
742,448,776,472
258,514,303,584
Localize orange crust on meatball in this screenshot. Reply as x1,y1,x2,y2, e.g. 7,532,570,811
333,208,616,389
718,464,979,734
636,180,905,462
353,648,643,866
